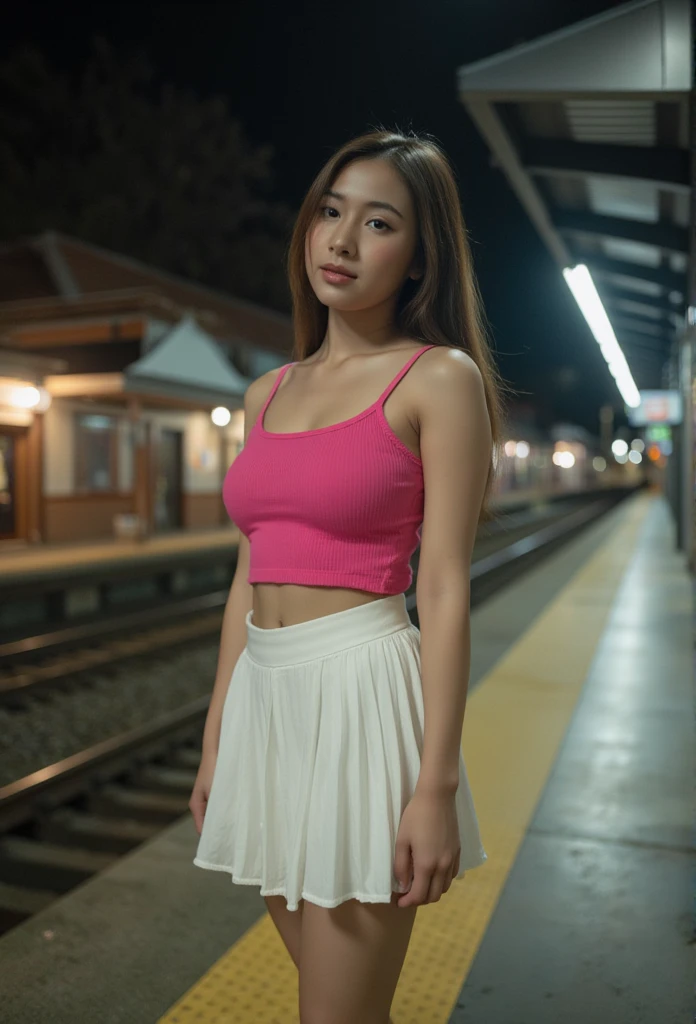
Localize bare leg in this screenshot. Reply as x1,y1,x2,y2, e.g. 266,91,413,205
264,895,305,969
298,893,417,1024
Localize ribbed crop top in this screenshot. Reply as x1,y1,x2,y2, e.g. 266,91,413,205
222,344,438,595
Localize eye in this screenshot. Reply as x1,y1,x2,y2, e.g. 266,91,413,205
368,218,391,232
318,206,392,231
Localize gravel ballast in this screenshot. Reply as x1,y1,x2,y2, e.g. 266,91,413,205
1,641,219,788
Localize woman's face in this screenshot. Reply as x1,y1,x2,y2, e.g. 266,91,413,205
305,158,421,312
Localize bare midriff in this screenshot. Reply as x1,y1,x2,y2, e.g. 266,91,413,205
250,583,389,630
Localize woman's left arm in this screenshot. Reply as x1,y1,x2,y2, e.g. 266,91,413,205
394,347,492,907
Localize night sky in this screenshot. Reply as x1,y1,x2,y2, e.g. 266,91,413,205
3,1,634,435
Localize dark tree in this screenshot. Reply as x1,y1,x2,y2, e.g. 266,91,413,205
0,37,295,310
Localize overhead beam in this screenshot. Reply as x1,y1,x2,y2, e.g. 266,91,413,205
576,253,685,293
521,138,690,192
622,356,664,390
597,284,684,315
604,300,684,336
553,209,689,255
621,353,666,372
462,99,571,267
610,314,673,341
615,332,671,356
603,302,673,330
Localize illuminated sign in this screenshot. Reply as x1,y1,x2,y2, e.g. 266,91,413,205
645,424,672,442
626,390,682,427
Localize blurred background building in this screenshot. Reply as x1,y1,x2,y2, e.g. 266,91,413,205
0,232,290,544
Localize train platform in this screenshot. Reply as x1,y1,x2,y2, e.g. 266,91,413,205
0,525,240,586
0,490,692,1023
0,485,613,585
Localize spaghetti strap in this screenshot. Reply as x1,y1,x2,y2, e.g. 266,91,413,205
256,362,294,431
374,344,439,408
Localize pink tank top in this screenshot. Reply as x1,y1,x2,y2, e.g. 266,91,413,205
223,344,439,595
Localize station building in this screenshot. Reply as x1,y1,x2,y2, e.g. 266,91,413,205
0,232,290,545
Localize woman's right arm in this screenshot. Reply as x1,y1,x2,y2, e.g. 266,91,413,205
199,533,253,762
188,368,277,834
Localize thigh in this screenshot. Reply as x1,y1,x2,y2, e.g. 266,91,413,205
264,895,305,970
299,894,418,1024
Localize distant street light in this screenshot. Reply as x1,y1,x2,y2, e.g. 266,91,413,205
211,406,231,426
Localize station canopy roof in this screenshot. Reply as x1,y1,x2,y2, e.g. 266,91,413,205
457,0,693,393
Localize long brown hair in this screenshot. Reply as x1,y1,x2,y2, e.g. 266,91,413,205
286,128,504,517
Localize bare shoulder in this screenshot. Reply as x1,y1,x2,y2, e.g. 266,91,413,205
418,344,482,380
414,346,486,422
245,364,286,404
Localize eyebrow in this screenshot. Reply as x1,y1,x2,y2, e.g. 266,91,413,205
322,188,404,220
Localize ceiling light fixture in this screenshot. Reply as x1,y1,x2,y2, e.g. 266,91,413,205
562,264,641,408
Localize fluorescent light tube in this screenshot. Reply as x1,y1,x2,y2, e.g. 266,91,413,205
563,264,641,408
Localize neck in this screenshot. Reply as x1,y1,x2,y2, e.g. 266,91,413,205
315,306,401,364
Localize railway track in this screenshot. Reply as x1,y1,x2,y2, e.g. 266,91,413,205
0,486,636,936
0,701,205,935
0,594,228,706
0,490,626,707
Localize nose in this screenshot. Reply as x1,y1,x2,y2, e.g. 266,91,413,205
329,222,356,256
330,235,353,256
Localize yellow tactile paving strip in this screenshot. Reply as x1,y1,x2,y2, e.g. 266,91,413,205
159,494,651,1024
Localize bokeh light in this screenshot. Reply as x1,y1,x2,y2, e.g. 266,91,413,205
211,406,231,426
552,450,575,468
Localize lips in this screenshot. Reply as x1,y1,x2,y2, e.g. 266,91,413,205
320,264,357,279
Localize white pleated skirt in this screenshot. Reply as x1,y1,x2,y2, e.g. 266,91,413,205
193,592,487,911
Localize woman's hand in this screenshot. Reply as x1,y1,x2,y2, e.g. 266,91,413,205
393,790,462,908
189,751,217,835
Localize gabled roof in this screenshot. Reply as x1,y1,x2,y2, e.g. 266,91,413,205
124,316,250,405
457,0,693,393
0,231,294,356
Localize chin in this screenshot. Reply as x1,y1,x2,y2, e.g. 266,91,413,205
316,288,364,311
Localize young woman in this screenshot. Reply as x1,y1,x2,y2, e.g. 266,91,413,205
190,128,502,1024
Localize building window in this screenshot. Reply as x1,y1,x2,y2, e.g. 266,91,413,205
75,413,118,492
